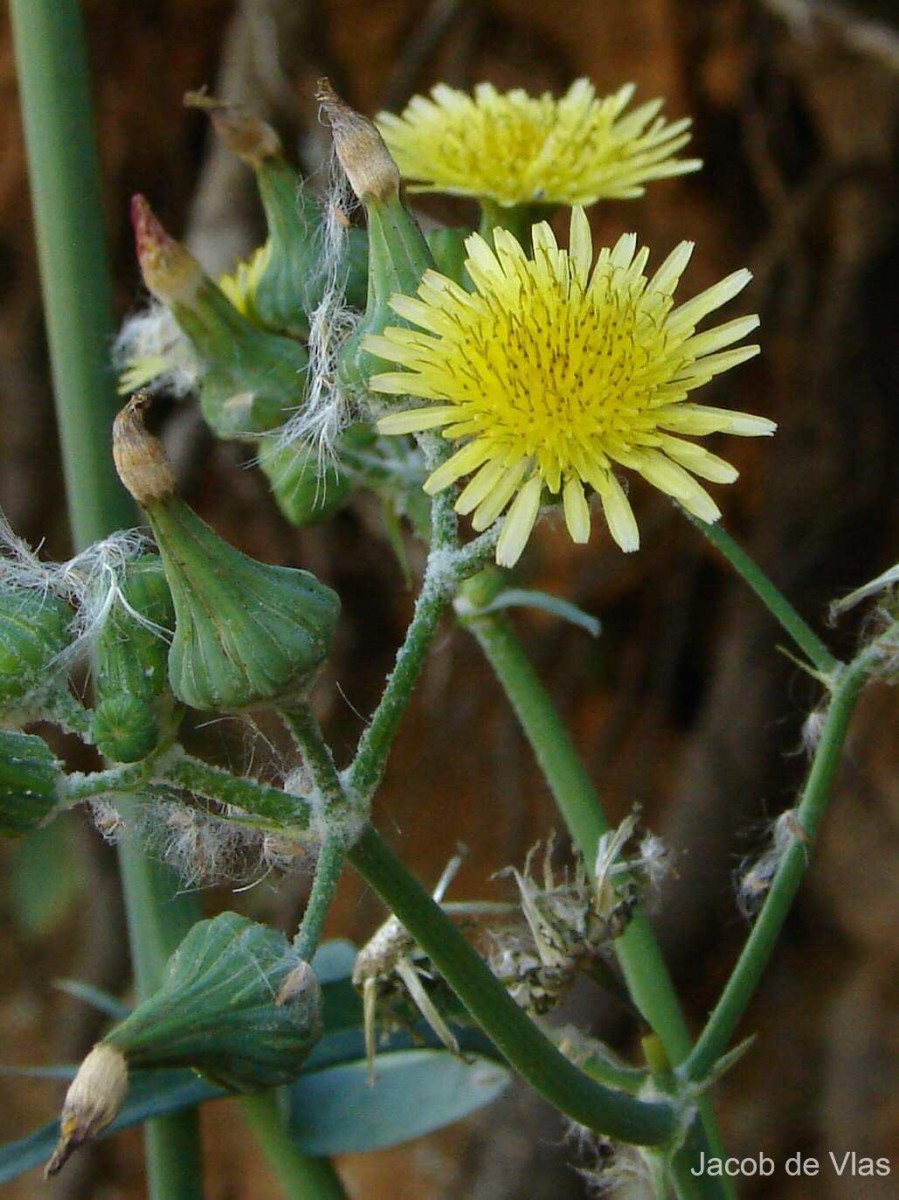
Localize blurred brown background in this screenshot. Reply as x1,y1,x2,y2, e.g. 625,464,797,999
1,1,898,1197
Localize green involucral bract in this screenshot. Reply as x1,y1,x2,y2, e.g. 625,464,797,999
91,553,181,762
257,423,377,527
173,283,309,438
251,158,369,332
103,912,323,1090
0,585,73,710
145,497,339,711
0,729,62,837
338,194,435,391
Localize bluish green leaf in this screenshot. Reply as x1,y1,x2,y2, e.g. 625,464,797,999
286,1049,510,1156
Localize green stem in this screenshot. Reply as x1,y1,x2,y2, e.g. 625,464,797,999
683,645,874,1084
9,0,134,549
689,517,840,677
280,704,347,818
159,750,312,832
461,605,733,1198
478,199,541,247
293,836,345,961
10,3,203,1193
241,1093,349,1200
348,826,678,1146
347,488,457,802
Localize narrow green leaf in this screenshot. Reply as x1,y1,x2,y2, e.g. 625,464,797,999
478,588,601,637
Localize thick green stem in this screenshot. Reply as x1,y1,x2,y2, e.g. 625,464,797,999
10,3,203,1193
349,826,678,1146
461,605,733,1198
241,1093,349,1200
9,0,134,549
683,646,874,1084
689,518,840,677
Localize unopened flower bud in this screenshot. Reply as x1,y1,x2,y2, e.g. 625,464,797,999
316,83,433,390
0,729,62,838
91,554,181,762
0,584,73,712
131,195,308,436
45,1044,129,1177
189,93,340,336
113,397,340,712
103,912,322,1090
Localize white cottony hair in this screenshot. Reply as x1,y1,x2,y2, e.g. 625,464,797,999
278,147,362,467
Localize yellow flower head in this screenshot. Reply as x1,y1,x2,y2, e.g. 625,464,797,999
366,208,774,567
375,79,700,208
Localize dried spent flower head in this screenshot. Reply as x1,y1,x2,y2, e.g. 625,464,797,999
112,393,176,507
736,809,809,918
317,79,400,204
353,852,466,1079
369,207,773,567
45,1044,129,1177
375,78,700,208
184,89,283,166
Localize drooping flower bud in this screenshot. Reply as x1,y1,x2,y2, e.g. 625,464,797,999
315,81,435,391
91,554,181,762
131,195,308,437
0,729,62,837
0,584,73,714
45,1044,129,1177
113,396,340,712
102,912,322,1089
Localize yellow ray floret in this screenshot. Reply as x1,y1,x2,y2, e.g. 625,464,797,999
375,79,701,208
366,207,774,568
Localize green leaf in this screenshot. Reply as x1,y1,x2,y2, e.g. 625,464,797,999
477,588,601,638
286,1049,510,1156
52,979,132,1020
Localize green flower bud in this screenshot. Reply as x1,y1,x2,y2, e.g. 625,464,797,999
258,424,377,527
103,912,322,1090
0,729,62,837
91,554,181,762
315,81,435,390
0,584,73,711
258,438,352,526
187,96,334,336
131,195,308,437
114,396,340,712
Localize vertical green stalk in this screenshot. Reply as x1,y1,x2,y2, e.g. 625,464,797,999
10,2,203,1194
240,1094,350,1200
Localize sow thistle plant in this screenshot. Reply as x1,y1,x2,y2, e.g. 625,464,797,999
4,53,898,1200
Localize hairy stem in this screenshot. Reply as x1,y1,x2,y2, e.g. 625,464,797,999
294,836,345,961
683,644,876,1084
